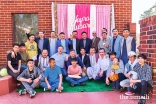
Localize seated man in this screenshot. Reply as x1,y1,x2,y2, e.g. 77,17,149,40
94,48,110,81
7,43,25,84
40,58,63,92
120,51,138,92
66,49,84,69
17,59,42,98
66,58,88,86
126,54,153,104
87,47,99,80
33,49,49,72
51,46,68,76
106,52,125,90
79,48,91,77
19,43,29,69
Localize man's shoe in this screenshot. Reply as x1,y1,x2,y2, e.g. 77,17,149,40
80,82,86,86
29,91,36,98
138,99,146,104
71,83,74,87
120,87,126,92
44,88,48,91
56,87,63,93
19,89,27,96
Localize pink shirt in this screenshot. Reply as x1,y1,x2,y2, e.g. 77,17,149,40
68,65,82,75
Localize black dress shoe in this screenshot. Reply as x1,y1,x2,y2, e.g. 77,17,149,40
138,99,146,104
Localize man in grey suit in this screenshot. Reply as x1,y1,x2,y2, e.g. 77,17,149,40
17,59,42,98
110,28,123,58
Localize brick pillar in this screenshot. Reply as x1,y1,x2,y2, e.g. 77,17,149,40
129,23,136,39
139,15,156,100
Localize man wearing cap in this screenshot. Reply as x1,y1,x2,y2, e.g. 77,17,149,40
120,28,136,65
120,51,138,92
125,54,153,104
91,31,100,53
98,32,111,54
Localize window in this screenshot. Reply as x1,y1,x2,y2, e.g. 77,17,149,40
13,14,38,43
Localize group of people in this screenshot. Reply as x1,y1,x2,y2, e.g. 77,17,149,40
6,28,153,104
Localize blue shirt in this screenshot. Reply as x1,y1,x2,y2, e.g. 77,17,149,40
51,53,68,68
61,40,66,52
49,38,57,56
44,66,62,82
73,39,77,54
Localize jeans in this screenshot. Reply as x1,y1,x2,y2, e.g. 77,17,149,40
95,70,107,82
40,80,63,91
128,80,153,96
66,76,88,85
61,68,67,77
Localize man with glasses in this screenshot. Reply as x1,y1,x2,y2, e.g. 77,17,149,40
17,59,42,98
91,31,100,53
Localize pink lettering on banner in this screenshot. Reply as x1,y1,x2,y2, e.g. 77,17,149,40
75,4,90,39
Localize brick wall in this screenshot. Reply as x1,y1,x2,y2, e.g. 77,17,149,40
0,0,133,66
139,15,156,100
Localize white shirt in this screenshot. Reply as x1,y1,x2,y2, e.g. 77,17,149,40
97,55,109,72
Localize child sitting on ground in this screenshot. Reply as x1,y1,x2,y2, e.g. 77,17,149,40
66,58,88,86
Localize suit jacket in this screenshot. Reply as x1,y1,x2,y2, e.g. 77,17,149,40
56,39,72,54
66,56,84,68
17,66,42,80
92,37,100,53
79,38,92,54
79,54,91,68
110,35,123,58
88,53,99,63
35,38,49,55
68,38,80,54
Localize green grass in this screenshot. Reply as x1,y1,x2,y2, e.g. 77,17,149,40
17,80,112,93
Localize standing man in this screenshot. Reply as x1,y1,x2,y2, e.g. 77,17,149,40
121,28,136,65
56,32,73,54
49,31,57,56
69,30,80,54
52,46,68,76
25,34,38,59
26,29,49,55
102,28,107,33
17,59,42,98
91,31,100,53
110,28,123,58
98,32,111,54
79,32,92,54
35,31,49,55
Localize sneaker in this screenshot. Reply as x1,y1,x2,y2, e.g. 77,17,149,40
71,83,74,87
19,89,27,96
56,87,63,93
44,88,48,91
111,87,116,91
125,92,135,96
80,82,86,86
29,91,36,98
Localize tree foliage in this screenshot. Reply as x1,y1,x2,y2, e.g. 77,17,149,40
13,14,38,44
140,3,156,19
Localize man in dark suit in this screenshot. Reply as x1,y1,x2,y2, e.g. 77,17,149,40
79,31,92,54
91,31,100,53
68,30,80,54
79,48,91,76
